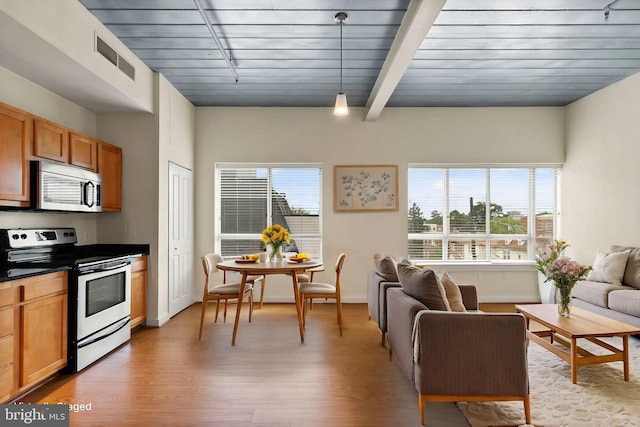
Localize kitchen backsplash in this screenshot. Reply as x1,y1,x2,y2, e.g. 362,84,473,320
0,212,98,244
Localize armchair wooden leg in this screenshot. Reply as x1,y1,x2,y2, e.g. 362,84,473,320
198,300,208,340
223,299,229,323
248,290,253,323
419,394,425,425
214,300,220,323
524,394,531,425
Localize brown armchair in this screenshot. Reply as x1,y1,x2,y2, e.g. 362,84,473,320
386,287,530,425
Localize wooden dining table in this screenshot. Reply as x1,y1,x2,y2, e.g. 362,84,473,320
216,258,323,345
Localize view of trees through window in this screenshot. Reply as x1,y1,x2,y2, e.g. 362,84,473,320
408,167,557,261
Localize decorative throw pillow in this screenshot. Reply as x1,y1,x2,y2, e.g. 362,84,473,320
611,245,640,289
439,272,467,312
586,250,630,286
397,261,450,311
373,253,399,282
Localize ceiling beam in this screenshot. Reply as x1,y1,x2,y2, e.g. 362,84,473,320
364,0,446,122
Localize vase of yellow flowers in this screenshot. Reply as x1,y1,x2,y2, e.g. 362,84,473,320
261,224,290,262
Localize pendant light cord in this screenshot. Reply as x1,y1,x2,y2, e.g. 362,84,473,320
339,21,343,92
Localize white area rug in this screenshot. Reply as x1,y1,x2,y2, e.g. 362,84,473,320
457,336,640,427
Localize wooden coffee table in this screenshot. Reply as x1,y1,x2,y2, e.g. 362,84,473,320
515,304,640,384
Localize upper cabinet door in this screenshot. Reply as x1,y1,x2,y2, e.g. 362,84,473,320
97,141,122,212
0,103,32,207
33,118,68,163
69,131,97,171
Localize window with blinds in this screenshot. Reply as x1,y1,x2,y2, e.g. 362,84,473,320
216,165,322,258
408,166,559,262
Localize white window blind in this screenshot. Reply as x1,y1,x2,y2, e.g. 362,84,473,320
408,166,559,262
216,165,322,258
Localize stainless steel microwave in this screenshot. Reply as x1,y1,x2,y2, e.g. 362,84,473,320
31,160,102,212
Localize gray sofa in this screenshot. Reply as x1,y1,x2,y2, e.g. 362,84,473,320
572,245,640,328
367,271,401,346
385,262,530,425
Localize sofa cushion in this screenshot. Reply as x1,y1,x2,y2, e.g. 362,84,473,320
397,261,450,311
607,289,640,317
586,250,629,286
611,245,640,289
572,280,628,308
373,254,400,282
439,272,467,312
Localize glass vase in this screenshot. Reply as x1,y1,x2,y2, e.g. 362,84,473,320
557,287,572,317
268,244,282,262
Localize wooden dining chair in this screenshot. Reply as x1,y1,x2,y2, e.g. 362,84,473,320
199,253,254,340
223,269,265,308
296,265,324,283
299,253,346,336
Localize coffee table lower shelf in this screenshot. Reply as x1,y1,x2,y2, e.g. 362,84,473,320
515,304,640,384
526,329,630,384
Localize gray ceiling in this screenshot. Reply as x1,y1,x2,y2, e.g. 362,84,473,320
79,0,640,112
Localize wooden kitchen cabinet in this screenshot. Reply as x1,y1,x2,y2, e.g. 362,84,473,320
0,271,68,403
97,141,122,212
0,102,32,207
69,131,97,171
130,256,147,330
0,282,15,402
33,117,69,163
18,271,68,392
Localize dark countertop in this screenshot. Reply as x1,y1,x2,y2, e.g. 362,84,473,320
0,243,150,283
0,266,71,283
73,243,150,259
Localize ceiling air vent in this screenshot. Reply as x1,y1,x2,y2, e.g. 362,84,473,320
118,57,135,80
95,34,136,81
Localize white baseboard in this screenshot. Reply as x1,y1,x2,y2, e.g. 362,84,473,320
146,313,171,327
477,295,541,303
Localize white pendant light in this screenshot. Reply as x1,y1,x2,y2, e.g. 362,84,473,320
334,12,349,116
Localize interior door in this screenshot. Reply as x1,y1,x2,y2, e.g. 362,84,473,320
168,162,194,317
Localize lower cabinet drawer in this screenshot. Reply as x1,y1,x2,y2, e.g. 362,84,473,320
19,271,67,302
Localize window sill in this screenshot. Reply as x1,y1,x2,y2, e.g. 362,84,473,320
413,261,536,272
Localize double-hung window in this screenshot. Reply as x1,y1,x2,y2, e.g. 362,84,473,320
408,165,558,262
215,164,322,258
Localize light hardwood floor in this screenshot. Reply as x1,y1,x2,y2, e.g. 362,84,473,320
18,303,469,427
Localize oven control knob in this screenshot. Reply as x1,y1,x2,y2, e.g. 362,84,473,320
12,234,19,240
20,234,27,239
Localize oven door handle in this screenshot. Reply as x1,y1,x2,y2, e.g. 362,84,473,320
80,261,130,274
78,317,131,349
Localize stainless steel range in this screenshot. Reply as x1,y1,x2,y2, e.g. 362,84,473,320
0,228,132,373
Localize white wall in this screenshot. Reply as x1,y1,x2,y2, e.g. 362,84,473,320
563,72,640,265
195,106,565,302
